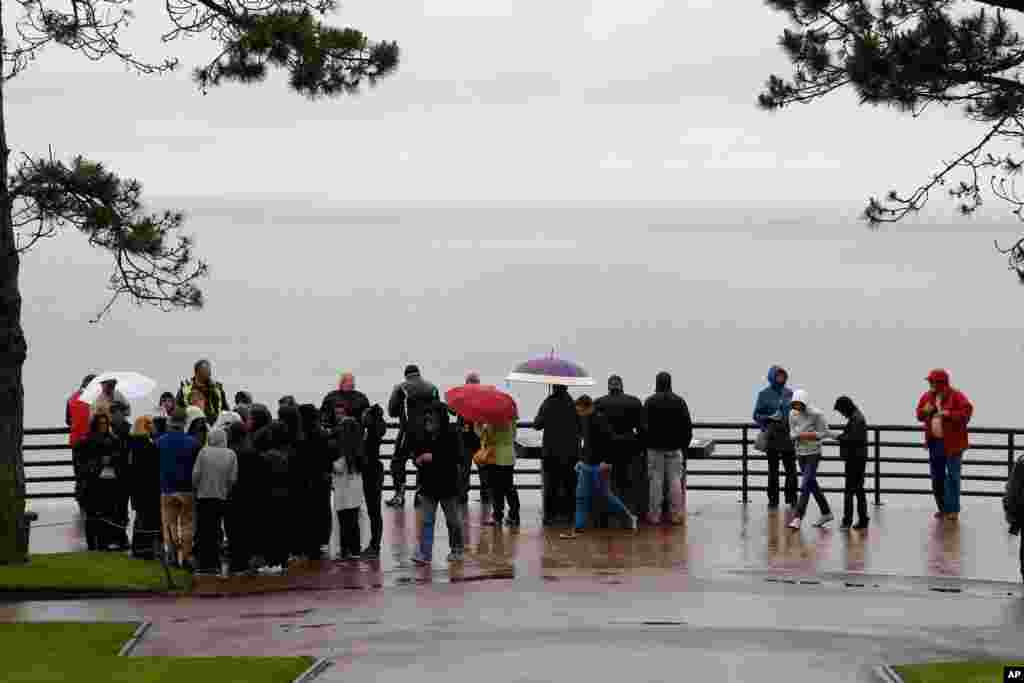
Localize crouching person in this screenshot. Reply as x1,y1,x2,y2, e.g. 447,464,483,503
192,427,238,575
411,402,465,564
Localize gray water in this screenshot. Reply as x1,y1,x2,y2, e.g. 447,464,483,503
20,201,1024,500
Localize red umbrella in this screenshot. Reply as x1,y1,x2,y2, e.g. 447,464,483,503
445,384,518,425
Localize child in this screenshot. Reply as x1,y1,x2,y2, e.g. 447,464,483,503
331,410,365,561
411,401,465,564
787,389,834,530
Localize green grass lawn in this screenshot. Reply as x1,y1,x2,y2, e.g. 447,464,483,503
0,552,191,593
895,661,1024,683
4,623,315,683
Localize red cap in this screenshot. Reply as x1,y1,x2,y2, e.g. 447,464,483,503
927,369,950,384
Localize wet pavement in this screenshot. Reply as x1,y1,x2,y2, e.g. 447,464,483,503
14,493,1024,682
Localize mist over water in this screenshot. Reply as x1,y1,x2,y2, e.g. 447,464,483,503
20,202,1024,432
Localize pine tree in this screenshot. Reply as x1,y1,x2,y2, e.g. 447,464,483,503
0,1,399,564
761,0,1024,279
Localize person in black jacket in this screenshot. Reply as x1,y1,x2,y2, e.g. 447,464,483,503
387,365,440,508
227,404,272,574
298,403,332,559
534,384,579,525
595,375,646,515
834,396,869,530
128,416,162,560
78,412,128,550
643,372,693,526
454,372,484,506
561,396,636,539
409,401,465,564
261,421,293,573
320,373,371,429
360,404,388,559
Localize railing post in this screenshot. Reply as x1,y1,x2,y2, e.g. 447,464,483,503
873,427,882,507
741,426,749,504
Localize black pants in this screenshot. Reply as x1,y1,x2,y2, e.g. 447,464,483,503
478,464,491,503
336,508,361,557
488,465,520,524
390,444,408,494
265,495,290,567
195,498,226,573
543,459,576,523
226,498,252,573
91,478,126,549
316,481,333,551
1019,533,1023,583
767,449,798,506
842,458,868,524
131,503,162,560
363,466,384,551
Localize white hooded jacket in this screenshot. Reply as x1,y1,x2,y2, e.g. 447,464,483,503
789,389,832,457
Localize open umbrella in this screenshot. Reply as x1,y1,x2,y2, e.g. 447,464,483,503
445,384,518,425
506,353,595,387
79,371,157,403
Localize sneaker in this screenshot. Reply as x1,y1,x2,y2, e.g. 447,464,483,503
337,552,351,562
361,547,381,560
411,555,431,566
787,517,802,530
447,550,464,562
386,494,405,508
839,519,852,531
813,513,834,528
852,519,870,530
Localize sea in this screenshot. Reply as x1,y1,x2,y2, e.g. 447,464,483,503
19,200,1024,499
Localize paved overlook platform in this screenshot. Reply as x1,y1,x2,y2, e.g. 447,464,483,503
10,494,1024,683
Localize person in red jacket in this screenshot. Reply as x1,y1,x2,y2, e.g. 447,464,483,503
916,369,973,522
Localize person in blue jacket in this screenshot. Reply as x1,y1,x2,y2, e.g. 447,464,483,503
753,366,798,509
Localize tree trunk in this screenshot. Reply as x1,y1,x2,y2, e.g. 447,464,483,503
0,13,30,565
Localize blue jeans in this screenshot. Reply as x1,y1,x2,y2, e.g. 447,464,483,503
574,462,630,530
415,496,464,561
933,440,962,516
928,441,962,514
795,453,831,519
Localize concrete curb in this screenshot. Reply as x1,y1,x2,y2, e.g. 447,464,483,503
292,658,331,683
117,621,152,657
873,664,905,683
0,589,174,602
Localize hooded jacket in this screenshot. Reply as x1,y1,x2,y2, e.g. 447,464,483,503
833,396,868,461
192,428,238,500
533,386,580,463
643,372,693,451
916,369,973,455
789,389,831,457
409,401,461,500
157,425,200,495
754,365,794,430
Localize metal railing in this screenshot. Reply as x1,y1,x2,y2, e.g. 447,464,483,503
22,421,1021,502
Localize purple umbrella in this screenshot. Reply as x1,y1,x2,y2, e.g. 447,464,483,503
506,353,595,387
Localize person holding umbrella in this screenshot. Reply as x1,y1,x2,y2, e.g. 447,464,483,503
92,377,131,419
534,384,579,526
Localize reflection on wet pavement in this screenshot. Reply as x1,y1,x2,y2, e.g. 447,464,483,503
25,492,1024,594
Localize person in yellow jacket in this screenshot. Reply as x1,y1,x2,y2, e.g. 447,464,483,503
475,418,521,528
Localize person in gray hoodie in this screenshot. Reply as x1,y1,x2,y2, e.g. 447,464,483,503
192,427,238,575
787,389,834,530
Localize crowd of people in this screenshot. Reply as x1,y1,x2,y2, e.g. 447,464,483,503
62,359,1024,582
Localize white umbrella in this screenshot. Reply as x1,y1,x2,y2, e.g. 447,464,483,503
79,371,158,403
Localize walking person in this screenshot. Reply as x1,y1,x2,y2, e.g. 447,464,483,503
595,375,646,514
754,366,798,509
360,404,388,559
410,402,465,564
644,371,692,526
834,396,869,531
534,384,578,525
157,408,200,570
128,416,162,560
1003,451,1024,582
787,390,834,530
386,365,440,508
561,396,636,538
917,369,973,523
192,428,238,575
330,409,365,561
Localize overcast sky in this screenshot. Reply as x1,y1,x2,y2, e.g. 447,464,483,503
3,0,992,203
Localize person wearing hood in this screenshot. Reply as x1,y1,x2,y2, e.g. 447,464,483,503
128,416,162,560
561,396,636,538
157,407,200,569
787,390,834,530
387,364,440,508
534,384,579,525
834,396,869,531
754,366,799,509
917,369,973,522
213,411,243,433
643,372,693,526
409,402,465,564
595,375,647,515
192,427,238,575
226,403,272,575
